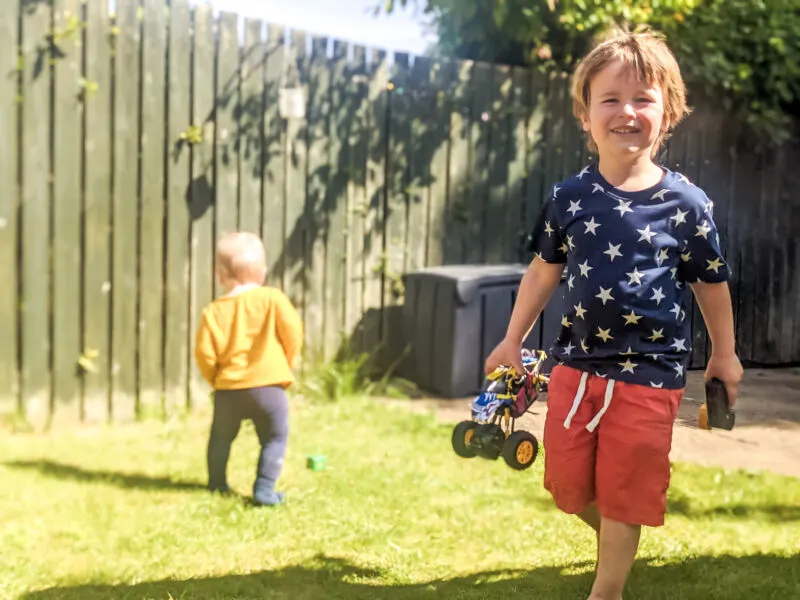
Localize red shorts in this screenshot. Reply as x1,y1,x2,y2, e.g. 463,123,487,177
543,365,683,527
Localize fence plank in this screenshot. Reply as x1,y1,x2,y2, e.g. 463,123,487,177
82,0,112,422
507,67,530,262
383,53,410,341
163,0,191,415
283,30,308,320
20,0,52,426
51,0,83,424
362,49,388,352
305,37,331,357
344,45,368,346
188,4,216,405
465,61,492,264
484,64,509,264
405,56,432,273
522,69,549,242
445,61,472,265
138,0,167,414
239,19,264,235
110,0,141,421
215,11,239,239
262,24,285,288
0,0,20,414
323,40,349,359
424,60,452,268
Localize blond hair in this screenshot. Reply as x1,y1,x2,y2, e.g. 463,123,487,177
215,231,267,285
571,29,690,155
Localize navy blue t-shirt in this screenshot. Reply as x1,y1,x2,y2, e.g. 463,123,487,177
527,164,729,389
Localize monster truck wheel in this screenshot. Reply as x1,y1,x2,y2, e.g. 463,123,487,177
502,431,539,470
452,421,478,458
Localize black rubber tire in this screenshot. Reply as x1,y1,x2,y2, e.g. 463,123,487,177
452,420,478,458
502,430,539,470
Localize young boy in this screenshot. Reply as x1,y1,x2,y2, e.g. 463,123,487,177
485,30,743,599
194,231,303,507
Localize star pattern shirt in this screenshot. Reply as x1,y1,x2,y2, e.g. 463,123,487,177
526,164,730,389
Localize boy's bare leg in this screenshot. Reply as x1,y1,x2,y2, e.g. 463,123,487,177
588,517,641,600
577,502,601,568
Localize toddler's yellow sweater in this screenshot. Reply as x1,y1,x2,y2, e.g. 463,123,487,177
194,286,303,390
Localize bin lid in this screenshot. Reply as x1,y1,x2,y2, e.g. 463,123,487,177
402,264,528,305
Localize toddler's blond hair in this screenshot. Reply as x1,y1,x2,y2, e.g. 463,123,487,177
571,29,690,156
216,231,267,285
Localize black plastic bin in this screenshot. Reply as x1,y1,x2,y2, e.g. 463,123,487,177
398,264,566,398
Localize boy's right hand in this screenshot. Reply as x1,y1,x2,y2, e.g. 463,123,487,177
485,337,525,377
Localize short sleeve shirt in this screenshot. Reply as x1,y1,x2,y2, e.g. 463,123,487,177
526,164,729,389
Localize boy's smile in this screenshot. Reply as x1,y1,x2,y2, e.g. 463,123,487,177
582,60,667,159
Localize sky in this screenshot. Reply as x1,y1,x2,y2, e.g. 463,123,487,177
190,0,436,56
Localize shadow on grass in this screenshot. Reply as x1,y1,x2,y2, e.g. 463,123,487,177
18,553,800,600
2,460,207,493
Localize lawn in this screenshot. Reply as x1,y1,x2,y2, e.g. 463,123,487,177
1,393,799,600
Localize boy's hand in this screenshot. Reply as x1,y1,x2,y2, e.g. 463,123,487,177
485,337,525,377
704,353,743,407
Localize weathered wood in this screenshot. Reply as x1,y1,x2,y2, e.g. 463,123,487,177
215,11,239,239
344,45,368,346
424,60,452,268
51,0,83,424
188,4,216,406
262,24,286,288
405,56,432,273
507,67,530,263
239,19,265,235
138,0,167,415
445,61,472,265
522,69,549,240
484,64,509,264
323,40,349,359
465,61,492,264
163,0,191,415
82,0,113,422
0,0,20,415
20,0,52,426
304,37,331,357
283,30,308,320
110,0,141,422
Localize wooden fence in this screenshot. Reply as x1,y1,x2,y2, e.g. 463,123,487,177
1,0,798,427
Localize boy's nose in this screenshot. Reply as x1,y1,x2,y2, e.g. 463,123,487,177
621,103,636,117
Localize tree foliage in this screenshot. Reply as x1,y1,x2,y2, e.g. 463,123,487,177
384,0,800,143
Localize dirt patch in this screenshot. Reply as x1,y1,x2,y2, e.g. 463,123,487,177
398,368,800,479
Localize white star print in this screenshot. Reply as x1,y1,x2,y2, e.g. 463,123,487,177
604,243,623,262
651,287,666,305
623,310,642,326
656,248,670,266
580,338,589,353
670,267,678,280
578,260,593,278
620,346,638,356
584,217,601,236
553,185,561,198
561,315,573,328
647,353,663,360
673,362,685,378
681,251,692,262
648,328,665,342
544,221,554,237
619,359,638,374
670,303,682,320
567,200,582,216
563,341,575,355
680,309,686,323
559,242,569,254
650,381,664,388
637,225,656,244
566,235,576,251
671,338,688,352
577,165,591,179
596,287,615,305
695,220,712,239
678,174,691,185
596,328,613,343
671,208,689,226
706,257,724,273
626,267,644,286
567,274,576,290
574,303,587,320
614,199,634,217
651,189,669,201
592,183,604,194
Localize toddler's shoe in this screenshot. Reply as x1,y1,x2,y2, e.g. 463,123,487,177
253,490,285,507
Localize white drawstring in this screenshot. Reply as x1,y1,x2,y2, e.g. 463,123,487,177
586,379,615,432
563,372,589,429
562,372,616,432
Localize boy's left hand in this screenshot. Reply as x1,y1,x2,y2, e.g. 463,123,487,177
704,353,743,407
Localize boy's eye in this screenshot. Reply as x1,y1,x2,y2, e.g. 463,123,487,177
602,98,617,103
636,97,653,103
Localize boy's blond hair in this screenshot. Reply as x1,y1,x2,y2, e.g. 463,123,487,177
216,231,267,285
571,29,690,156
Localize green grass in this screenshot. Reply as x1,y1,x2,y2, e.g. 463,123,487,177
1,394,799,600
